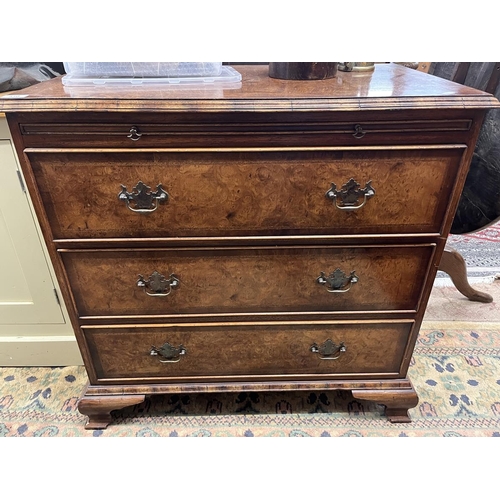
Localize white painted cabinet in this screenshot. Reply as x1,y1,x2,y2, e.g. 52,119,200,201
0,115,82,365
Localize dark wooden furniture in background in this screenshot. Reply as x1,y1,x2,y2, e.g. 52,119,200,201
431,62,500,303
1,64,498,428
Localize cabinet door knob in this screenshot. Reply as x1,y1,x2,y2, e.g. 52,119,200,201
118,181,169,213
310,339,346,360
352,124,366,138
127,126,143,141
150,342,186,363
325,178,375,211
137,271,180,297
317,269,359,293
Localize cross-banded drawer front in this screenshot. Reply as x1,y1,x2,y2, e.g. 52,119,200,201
61,244,435,318
82,321,413,383
28,147,464,239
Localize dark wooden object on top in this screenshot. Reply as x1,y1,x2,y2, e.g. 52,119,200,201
269,62,338,80
1,64,498,428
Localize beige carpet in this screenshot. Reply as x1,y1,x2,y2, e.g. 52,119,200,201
425,278,500,325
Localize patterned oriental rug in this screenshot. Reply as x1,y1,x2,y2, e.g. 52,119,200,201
443,220,500,280
1,323,499,437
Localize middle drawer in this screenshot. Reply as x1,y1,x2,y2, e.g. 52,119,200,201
60,245,435,318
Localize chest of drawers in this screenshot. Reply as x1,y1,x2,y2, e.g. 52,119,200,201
2,64,498,429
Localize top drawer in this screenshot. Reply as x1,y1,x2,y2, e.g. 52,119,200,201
26,146,465,240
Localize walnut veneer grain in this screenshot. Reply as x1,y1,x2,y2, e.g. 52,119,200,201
61,245,434,317
3,64,498,428
28,148,464,239
83,321,412,382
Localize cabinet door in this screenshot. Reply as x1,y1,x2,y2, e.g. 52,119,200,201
0,125,64,325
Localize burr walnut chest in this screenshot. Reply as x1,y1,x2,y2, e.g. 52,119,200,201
2,64,498,429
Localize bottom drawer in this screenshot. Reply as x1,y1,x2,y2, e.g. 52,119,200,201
82,321,414,383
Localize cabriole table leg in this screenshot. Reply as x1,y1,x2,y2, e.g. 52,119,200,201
439,246,494,303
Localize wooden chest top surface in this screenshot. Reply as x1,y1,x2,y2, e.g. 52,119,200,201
1,64,499,113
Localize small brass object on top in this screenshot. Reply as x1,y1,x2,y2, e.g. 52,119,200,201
338,62,375,72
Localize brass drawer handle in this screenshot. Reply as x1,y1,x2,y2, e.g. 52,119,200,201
310,339,346,360
127,126,142,141
317,269,358,293
150,342,186,363
118,181,169,213
137,271,180,297
352,124,366,139
325,178,375,211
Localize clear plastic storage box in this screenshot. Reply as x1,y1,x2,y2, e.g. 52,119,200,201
61,66,241,87
63,62,223,78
